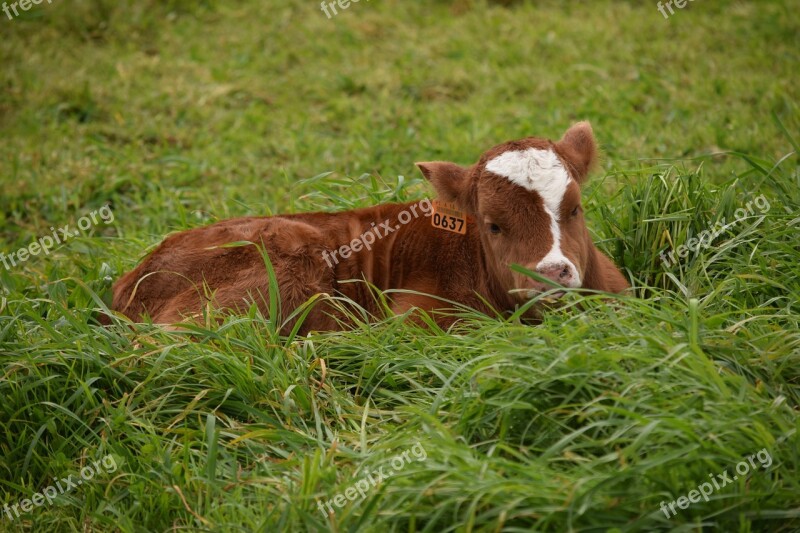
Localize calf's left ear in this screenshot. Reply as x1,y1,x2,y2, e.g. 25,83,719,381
556,121,598,184
416,161,476,212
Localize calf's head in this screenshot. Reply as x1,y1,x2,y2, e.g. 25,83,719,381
417,122,606,302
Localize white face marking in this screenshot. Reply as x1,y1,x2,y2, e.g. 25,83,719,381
485,148,581,291
533,206,581,291
485,147,571,217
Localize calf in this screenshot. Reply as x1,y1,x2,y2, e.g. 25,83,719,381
111,122,628,332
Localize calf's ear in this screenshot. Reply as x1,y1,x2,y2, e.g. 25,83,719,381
415,161,475,211
555,121,598,184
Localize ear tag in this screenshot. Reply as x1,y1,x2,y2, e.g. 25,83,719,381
431,200,467,235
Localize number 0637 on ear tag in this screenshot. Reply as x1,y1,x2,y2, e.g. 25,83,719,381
431,200,467,235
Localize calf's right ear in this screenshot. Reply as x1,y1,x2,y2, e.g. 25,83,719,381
415,161,475,211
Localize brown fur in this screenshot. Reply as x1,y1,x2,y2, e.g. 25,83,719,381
111,123,629,333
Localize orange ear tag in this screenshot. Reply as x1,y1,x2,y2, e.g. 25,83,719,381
431,200,467,235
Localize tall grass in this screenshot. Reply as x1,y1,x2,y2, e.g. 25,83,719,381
1,143,798,530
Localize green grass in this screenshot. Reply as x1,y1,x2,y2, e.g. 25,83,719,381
1,0,799,531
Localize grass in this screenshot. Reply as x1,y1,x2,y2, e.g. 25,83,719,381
1,0,799,531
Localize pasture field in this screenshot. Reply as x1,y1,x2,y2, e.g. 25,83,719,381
1,0,798,531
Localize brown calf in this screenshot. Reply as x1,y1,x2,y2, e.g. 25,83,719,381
111,122,628,332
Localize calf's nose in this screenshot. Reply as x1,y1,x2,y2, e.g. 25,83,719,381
537,263,573,284
520,262,575,298
517,260,582,300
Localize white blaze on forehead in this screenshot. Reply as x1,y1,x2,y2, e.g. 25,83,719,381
485,148,581,289
484,147,571,219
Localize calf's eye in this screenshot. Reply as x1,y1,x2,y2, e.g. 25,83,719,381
488,223,501,235
571,206,580,217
